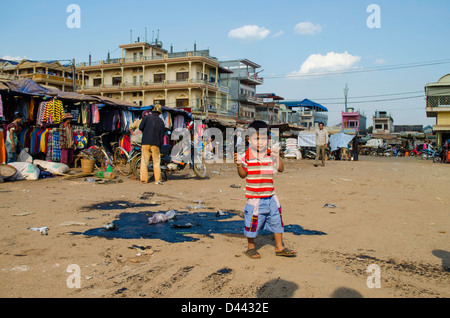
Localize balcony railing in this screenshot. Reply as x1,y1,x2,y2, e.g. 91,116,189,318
238,94,263,105
78,50,218,68
80,79,229,92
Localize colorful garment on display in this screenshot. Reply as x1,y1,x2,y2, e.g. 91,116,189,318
0,94,3,118
119,134,131,153
36,99,64,125
160,111,172,129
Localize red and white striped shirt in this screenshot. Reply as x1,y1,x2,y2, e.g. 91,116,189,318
241,148,277,198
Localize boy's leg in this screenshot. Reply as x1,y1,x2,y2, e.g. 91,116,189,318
274,233,296,256
274,233,284,252
245,237,260,259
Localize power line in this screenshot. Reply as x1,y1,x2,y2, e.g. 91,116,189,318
264,58,450,79
302,90,424,101
323,94,425,105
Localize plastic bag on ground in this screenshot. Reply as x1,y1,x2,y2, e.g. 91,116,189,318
148,213,169,224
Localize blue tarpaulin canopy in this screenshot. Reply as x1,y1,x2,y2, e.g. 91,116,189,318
329,132,355,152
283,98,328,112
4,78,52,96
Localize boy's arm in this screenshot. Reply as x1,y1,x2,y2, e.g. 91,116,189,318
276,156,284,172
272,147,284,172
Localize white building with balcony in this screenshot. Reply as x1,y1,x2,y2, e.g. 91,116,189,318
219,59,264,120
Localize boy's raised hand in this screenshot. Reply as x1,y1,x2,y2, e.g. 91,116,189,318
233,152,240,166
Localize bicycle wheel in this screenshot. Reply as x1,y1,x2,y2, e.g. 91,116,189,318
131,155,141,180
193,157,207,179
114,147,131,176
132,155,159,181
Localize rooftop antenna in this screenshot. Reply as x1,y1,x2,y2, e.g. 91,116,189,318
130,30,132,43
145,27,147,43
344,83,349,112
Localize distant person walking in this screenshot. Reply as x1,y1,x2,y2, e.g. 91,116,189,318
314,122,328,167
139,104,165,184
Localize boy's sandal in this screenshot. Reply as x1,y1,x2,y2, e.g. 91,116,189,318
243,248,261,259
275,248,296,257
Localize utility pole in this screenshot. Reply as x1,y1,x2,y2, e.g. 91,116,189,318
72,58,76,92
344,83,349,112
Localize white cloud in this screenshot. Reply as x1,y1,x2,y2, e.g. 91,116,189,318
374,58,386,65
228,25,271,42
294,22,322,35
2,55,27,61
273,30,284,37
290,51,361,76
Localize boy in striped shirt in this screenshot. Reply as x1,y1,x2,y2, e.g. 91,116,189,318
234,120,296,259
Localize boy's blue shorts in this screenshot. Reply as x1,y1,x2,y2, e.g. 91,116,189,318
243,195,284,238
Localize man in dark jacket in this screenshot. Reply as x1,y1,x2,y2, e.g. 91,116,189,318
139,104,165,184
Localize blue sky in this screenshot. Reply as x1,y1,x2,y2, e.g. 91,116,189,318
1,0,450,125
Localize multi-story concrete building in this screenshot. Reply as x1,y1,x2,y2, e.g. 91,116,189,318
372,110,394,134
254,93,284,123
76,40,230,113
0,59,83,92
342,107,367,134
425,73,450,147
219,59,264,120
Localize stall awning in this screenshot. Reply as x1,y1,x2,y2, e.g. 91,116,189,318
283,98,328,112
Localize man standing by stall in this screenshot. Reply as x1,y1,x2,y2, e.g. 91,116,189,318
314,122,329,167
139,104,165,184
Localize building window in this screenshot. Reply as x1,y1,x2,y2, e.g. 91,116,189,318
154,73,165,83
112,77,121,86
176,72,189,82
375,124,383,129
93,78,102,87
176,99,189,107
154,99,165,106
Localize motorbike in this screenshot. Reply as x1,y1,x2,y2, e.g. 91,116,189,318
130,140,207,181
433,148,444,163
409,145,424,157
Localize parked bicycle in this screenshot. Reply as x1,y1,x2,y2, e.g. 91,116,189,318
130,140,207,181
88,132,132,176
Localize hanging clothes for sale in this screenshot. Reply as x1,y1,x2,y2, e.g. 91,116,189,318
36,98,64,126
46,129,61,162
173,114,185,132
91,104,100,124
0,127,6,164
0,94,3,118
119,134,131,153
160,111,172,129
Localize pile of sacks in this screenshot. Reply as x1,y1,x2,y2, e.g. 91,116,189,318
283,138,301,159
5,148,69,181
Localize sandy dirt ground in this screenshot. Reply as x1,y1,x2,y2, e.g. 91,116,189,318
0,155,449,299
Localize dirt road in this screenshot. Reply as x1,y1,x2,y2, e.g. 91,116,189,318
0,156,449,298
